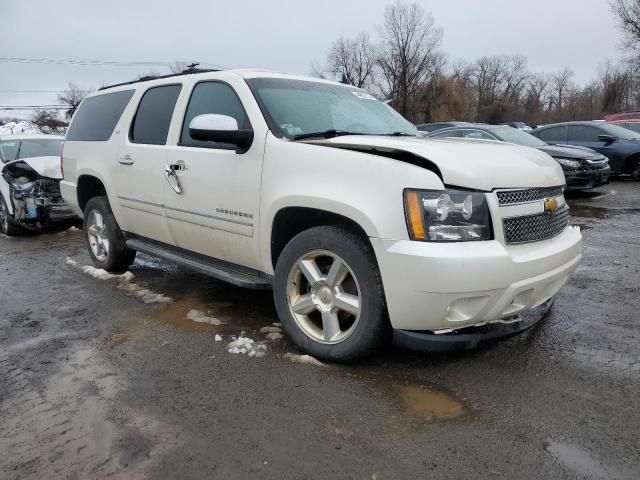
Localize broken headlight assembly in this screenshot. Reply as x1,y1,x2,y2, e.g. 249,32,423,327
404,188,492,242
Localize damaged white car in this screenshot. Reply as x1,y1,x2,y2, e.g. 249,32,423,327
0,134,76,235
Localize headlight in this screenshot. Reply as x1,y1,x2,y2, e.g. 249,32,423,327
404,189,492,242
555,158,581,169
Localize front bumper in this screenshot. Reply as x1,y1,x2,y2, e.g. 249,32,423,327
393,298,554,352
371,226,582,332
564,165,610,190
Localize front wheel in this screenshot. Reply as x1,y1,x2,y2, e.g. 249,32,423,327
83,196,136,272
273,226,390,362
0,194,21,236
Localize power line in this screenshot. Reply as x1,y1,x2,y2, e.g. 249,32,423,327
0,57,217,68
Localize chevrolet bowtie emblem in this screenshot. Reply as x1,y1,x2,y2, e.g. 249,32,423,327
544,197,559,213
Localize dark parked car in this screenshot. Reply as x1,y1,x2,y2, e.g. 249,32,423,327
427,124,610,190
530,121,640,181
416,122,470,133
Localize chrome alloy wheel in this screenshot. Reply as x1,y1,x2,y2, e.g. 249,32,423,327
87,210,110,261
286,249,362,344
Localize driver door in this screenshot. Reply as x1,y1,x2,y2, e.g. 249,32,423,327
163,79,264,270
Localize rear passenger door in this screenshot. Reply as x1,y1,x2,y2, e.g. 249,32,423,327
115,84,182,244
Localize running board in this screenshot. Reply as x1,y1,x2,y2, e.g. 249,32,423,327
125,236,272,290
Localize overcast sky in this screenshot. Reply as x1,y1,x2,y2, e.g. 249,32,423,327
0,0,623,119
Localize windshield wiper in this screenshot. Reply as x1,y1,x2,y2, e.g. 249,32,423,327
292,130,365,141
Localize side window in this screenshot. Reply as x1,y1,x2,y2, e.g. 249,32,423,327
430,129,460,138
462,130,495,140
0,141,19,162
536,126,567,143
568,125,603,142
66,89,134,141
180,82,250,149
130,84,182,145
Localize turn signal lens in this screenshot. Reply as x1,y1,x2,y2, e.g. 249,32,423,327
405,190,426,241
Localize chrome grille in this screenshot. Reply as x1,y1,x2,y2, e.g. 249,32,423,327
496,186,564,206
503,206,570,244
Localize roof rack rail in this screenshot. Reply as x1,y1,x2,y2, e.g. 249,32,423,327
98,63,219,91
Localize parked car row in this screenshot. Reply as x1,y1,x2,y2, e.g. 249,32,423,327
426,124,611,190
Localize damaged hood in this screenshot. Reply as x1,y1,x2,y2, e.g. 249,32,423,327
307,135,564,191
14,156,62,179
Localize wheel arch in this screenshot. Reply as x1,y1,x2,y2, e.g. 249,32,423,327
268,204,375,273
76,174,108,212
622,152,640,174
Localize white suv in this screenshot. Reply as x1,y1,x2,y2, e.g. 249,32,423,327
61,69,582,361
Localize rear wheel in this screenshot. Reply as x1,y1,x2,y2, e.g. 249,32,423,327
274,226,389,362
0,194,21,236
83,196,135,272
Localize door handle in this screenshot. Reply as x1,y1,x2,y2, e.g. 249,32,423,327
119,155,134,165
164,164,182,194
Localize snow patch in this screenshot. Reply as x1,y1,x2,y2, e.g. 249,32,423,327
0,121,41,135
260,326,283,334
66,257,172,304
187,309,222,326
227,335,267,357
266,332,283,341
214,334,223,342
283,353,324,366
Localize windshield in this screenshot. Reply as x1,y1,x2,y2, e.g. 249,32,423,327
0,138,63,163
493,126,547,147
601,123,640,140
246,78,418,138
623,123,640,134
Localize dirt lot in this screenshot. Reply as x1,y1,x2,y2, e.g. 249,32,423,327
1,179,639,480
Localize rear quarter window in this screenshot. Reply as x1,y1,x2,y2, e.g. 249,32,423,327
66,90,135,141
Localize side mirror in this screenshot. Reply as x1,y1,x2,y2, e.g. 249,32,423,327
189,114,254,154
598,134,616,144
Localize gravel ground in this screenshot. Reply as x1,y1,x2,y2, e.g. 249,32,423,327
1,179,639,480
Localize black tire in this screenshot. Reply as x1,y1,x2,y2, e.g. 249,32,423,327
0,193,22,236
83,196,135,272
631,158,640,181
273,226,390,362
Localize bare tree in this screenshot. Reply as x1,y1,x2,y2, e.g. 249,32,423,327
611,0,640,55
551,67,574,116
323,33,378,89
57,83,91,120
376,2,444,118
31,110,67,134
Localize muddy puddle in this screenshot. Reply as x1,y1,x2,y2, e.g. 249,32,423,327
398,385,465,419
103,294,276,348
342,368,467,422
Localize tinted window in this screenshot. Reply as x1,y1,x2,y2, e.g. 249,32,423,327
130,85,181,145
461,130,495,140
66,90,134,141
535,126,567,142
568,125,602,142
181,82,250,149
600,122,640,140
